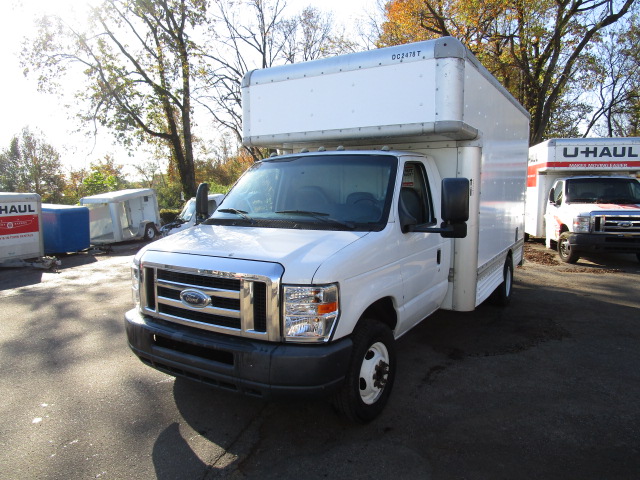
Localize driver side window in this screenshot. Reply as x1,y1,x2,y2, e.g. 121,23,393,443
553,181,564,205
400,162,435,225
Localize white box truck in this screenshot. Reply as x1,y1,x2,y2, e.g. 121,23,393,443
525,138,640,263
125,37,529,422
80,188,161,244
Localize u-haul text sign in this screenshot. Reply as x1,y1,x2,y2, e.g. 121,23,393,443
527,144,640,187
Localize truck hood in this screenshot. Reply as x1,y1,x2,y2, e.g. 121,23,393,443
142,224,368,283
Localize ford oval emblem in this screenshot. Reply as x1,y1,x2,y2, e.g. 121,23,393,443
180,289,211,308
618,221,632,228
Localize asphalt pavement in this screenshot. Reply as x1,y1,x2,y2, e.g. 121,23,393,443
0,241,639,479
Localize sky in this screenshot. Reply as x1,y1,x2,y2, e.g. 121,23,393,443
0,0,380,178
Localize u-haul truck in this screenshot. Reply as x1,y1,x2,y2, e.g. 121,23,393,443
125,37,529,422
525,138,640,263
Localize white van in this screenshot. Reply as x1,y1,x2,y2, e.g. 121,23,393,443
160,194,225,236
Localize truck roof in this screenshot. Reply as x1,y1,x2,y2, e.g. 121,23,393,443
80,188,156,204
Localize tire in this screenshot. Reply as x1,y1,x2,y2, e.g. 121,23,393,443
490,255,513,306
144,224,158,241
557,232,579,263
332,319,396,423
636,253,640,263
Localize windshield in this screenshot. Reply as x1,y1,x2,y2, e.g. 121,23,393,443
205,154,398,231
565,178,640,204
177,199,196,221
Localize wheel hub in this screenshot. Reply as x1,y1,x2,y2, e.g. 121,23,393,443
359,341,390,405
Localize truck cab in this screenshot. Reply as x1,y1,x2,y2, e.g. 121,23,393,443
545,176,640,262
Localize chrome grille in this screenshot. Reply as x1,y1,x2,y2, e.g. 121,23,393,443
139,251,283,341
594,215,640,234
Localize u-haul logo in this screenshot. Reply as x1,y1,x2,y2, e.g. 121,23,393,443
562,146,638,159
0,204,37,215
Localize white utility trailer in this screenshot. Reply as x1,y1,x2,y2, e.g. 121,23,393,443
80,189,161,245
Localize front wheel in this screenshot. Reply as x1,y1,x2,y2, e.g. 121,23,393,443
558,232,579,263
332,319,396,423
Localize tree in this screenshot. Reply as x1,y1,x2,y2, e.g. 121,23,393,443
81,155,129,196
22,0,210,198
378,0,636,144
281,7,359,63
201,0,358,161
582,18,640,136
0,127,66,202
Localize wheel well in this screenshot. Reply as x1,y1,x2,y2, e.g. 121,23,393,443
359,297,397,332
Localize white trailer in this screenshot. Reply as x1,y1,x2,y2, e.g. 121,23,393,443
525,138,640,262
80,188,161,245
125,37,529,422
0,192,43,264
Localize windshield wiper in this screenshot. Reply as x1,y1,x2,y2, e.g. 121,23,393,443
276,210,355,229
217,208,253,222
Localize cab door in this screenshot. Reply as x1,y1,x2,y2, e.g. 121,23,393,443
544,179,564,242
395,159,450,336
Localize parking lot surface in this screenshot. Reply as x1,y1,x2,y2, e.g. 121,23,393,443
0,240,639,479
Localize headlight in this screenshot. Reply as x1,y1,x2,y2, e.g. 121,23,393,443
283,284,339,342
131,261,141,308
573,216,591,233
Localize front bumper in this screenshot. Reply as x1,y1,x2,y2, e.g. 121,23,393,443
569,233,640,254
125,309,352,399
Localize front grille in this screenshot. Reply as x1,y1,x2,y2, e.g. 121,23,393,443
140,259,280,341
594,215,640,234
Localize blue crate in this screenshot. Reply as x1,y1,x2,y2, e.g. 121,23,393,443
41,204,90,254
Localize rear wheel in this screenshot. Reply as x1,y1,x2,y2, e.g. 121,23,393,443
490,255,513,306
332,319,396,423
558,232,579,263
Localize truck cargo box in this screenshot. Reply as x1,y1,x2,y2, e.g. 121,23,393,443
242,36,527,148
0,192,43,264
41,204,91,254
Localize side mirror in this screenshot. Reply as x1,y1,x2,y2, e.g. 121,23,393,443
406,178,469,238
548,187,555,204
195,183,209,225
438,178,469,238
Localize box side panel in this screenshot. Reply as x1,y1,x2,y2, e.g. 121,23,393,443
86,203,116,244
244,61,440,143
463,64,528,307
42,206,90,254
529,138,640,173
0,194,43,262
